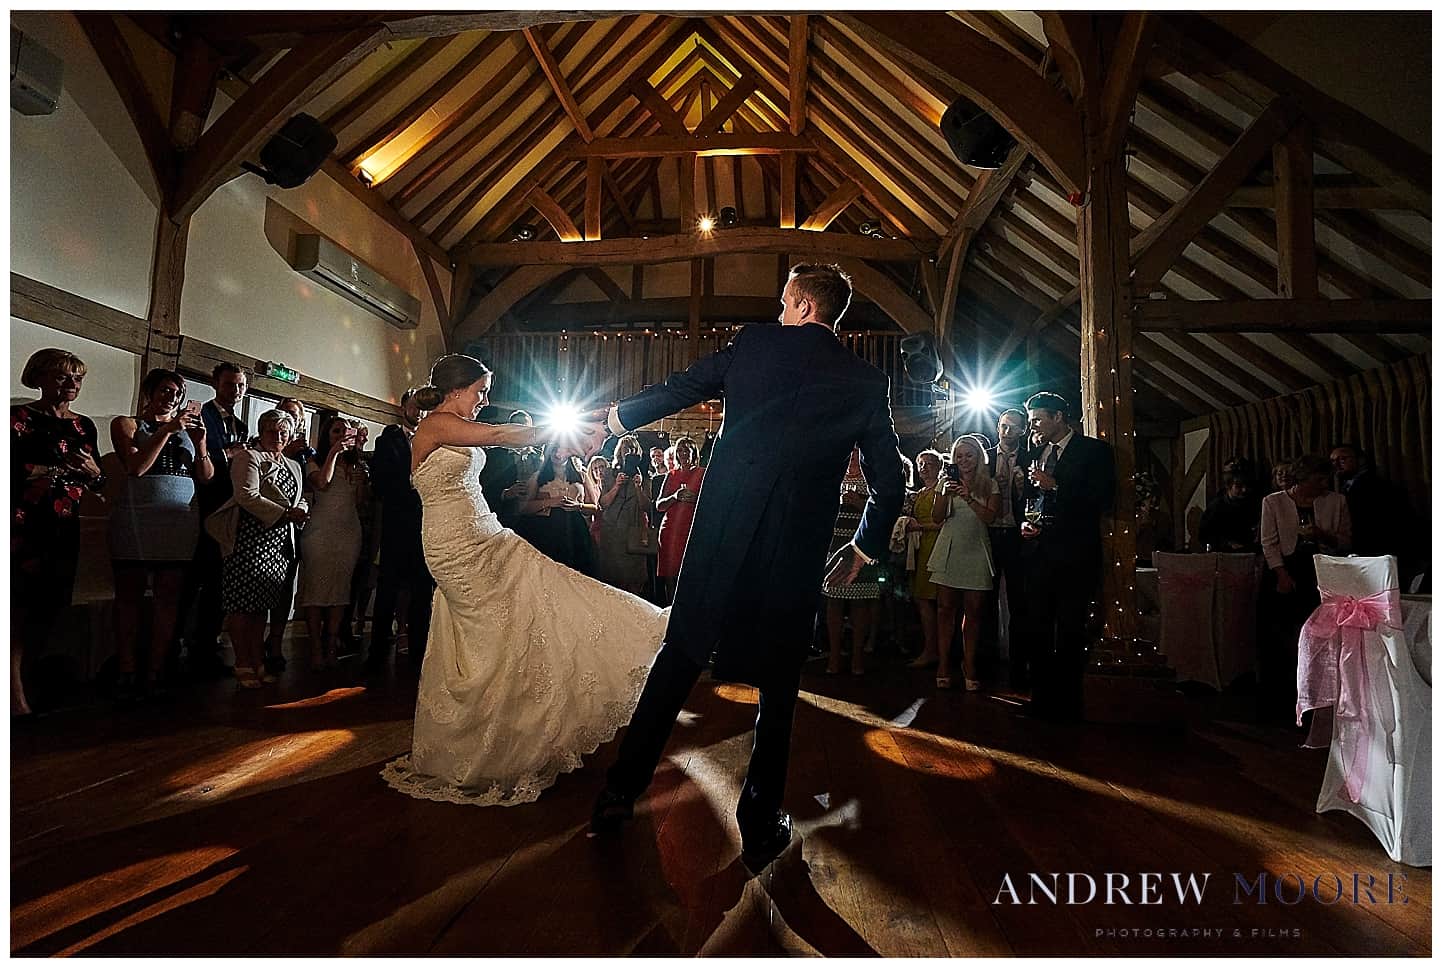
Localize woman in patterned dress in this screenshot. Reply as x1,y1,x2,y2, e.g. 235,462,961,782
928,435,1000,691
11,349,107,716
108,368,213,698
823,446,879,675
297,415,366,671
215,409,309,689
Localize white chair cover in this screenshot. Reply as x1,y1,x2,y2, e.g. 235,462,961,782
1214,553,1263,688
1306,555,1431,866
1155,552,1221,688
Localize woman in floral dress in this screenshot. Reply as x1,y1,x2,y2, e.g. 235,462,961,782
11,349,107,716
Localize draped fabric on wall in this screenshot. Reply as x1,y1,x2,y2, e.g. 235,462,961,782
1208,354,1431,520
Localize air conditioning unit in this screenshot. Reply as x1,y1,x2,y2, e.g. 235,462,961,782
11,27,63,116
289,234,421,330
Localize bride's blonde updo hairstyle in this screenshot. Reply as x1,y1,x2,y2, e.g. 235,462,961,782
413,354,491,411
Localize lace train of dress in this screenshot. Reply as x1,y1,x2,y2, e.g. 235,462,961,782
381,445,669,806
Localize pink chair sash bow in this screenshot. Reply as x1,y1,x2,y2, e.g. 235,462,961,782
1296,587,1402,802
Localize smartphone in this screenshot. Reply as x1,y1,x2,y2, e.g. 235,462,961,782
183,400,203,417
944,462,961,483
622,454,644,477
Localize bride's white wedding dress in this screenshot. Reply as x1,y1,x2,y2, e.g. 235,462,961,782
381,444,668,806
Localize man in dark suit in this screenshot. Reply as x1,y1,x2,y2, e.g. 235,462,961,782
1018,392,1114,721
179,362,250,678
985,408,1034,690
367,388,435,674
591,264,906,871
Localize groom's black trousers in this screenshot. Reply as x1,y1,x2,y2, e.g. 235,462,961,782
606,640,803,837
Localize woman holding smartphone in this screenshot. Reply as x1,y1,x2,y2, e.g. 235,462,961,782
297,415,367,671
108,368,213,698
927,435,1000,691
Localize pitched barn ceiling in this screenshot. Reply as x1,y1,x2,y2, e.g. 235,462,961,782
92,11,1431,420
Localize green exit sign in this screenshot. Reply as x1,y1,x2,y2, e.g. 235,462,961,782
260,361,300,385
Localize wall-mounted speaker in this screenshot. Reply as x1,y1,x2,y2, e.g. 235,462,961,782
241,114,336,189
899,332,943,385
939,96,1016,169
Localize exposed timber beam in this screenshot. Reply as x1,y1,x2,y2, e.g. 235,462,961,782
697,73,757,134
1097,13,1157,159
835,13,1086,194
524,26,595,142
630,78,691,137
526,187,583,243
1273,119,1317,300
466,226,930,268
173,25,386,221
1161,14,1430,216
1136,298,1432,333
75,13,173,191
453,266,570,344
797,180,860,231
571,133,815,158
788,15,810,135
1227,185,1412,209
1129,98,1301,291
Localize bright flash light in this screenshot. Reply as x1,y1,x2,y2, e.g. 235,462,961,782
543,403,585,436
963,387,997,412
697,215,716,233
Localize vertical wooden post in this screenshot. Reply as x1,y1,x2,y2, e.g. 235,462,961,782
678,152,697,229
584,157,604,241
1076,20,1138,651
688,258,704,361
779,151,797,229
1273,119,1317,299
143,212,190,374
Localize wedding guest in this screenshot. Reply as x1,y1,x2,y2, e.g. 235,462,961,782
11,349,106,716
519,442,598,574
903,450,945,668
263,397,312,675
656,436,704,605
1258,454,1352,722
986,408,1032,689
928,435,999,691
108,368,212,699
368,388,434,674
647,443,668,602
1269,458,1296,493
298,416,366,671
213,409,308,689
182,362,250,679
1019,392,1114,721
1199,467,1260,553
1330,443,1411,563
596,434,651,594
824,447,879,676
585,455,610,547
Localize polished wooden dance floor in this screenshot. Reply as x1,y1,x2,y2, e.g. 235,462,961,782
11,657,1430,956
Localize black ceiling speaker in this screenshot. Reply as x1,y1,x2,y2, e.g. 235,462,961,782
899,332,943,385
241,114,337,189
939,96,1016,169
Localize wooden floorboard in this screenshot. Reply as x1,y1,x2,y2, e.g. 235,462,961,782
9,655,1432,956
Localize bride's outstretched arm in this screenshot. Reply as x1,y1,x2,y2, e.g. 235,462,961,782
420,411,585,450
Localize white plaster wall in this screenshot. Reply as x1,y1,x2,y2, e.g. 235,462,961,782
9,318,142,455
10,86,158,320
180,172,450,407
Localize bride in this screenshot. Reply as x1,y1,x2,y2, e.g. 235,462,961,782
381,354,669,806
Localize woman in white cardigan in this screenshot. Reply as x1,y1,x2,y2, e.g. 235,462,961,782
210,410,309,688
1258,454,1352,720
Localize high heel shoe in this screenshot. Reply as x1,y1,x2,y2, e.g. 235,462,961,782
964,678,982,692
234,666,263,689
935,675,953,690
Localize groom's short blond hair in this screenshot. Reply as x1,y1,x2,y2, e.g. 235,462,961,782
787,263,853,328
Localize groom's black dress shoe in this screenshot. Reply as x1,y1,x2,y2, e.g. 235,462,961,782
739,811,794,873
589,786,635,834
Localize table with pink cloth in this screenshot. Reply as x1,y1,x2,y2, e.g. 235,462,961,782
1148,552,1262,689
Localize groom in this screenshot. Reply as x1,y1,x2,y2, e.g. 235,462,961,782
590,263,905,872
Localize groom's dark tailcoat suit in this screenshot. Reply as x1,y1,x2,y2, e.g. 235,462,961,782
604,321,905,834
